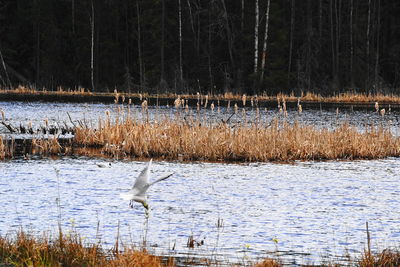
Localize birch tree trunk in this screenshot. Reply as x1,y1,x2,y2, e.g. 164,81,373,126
208,3,213,90
90,0,95,91
136,0,143,90
254,0,259,73
350,0,354,87
260,0,271,82
374,0,381,91
335,0,341,82
288,0,295,81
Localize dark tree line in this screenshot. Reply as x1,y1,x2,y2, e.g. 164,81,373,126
0,0,399,95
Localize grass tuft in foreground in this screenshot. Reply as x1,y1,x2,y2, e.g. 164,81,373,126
0,230,173,267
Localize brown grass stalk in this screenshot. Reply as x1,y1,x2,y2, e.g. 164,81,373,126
3,86,400,104
74,115,400,162
0,230,173,267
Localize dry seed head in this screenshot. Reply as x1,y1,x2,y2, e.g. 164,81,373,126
204,95,208,108
242,94,247,106
380,108,385,117
44,118,49,127
336,108,339,115
211,102,215,112
122,95,125,103
105,110,110,117
139,94,143,101
282,99,287,112
298,104,302,114
185,104,189,113
234,103,238,114
227,100,231,111
251,97,254,107
141,100,148,110
28,121,32,129
128,98,132,105
1,109,4,121
174,97,181,109
375,102,379,112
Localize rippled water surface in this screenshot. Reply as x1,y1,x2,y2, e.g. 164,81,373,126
1,158,400,265
1,101,400,265
1,101,400,135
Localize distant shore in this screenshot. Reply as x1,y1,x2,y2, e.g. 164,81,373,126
2,87,400,111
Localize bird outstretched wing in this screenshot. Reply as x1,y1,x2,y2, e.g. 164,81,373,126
149,172,174,187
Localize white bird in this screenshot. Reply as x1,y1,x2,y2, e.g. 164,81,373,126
120,159,173,210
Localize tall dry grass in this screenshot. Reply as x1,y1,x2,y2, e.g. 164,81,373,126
74,112,400,162
0,230,173,267
0,136,5,159
359,249,400,267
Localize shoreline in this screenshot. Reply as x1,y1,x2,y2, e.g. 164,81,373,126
2,90,400,111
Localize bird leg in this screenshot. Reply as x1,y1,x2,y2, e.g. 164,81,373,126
129,200,134,208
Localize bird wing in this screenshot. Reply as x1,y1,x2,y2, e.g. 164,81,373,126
149,172,174,187
132,159,152,191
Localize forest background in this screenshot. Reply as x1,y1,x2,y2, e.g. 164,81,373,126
0,0,399,96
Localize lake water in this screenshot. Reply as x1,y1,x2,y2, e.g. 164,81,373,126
1,101,400,265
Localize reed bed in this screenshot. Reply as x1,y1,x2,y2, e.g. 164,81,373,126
73,112,400,162
0,230,173,267
1,229,398,266
359,249,400,267
0,135,5,159
3,86,400,105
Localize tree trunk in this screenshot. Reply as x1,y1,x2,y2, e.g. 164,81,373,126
366,0,371,90
350,0,354,87
72,0,75,34
288,0,295,81
0,45,11,89
35,0,41,87
90,0,95,92
374,0,381,91
136,0,143,90
260,0,271,83
306,0,312,90
330,0,336,87
178,0,183,85
208,3,213,90
335,0,341,85
254,0,259,73
220,0,235,71
319,0,322,39
161,0,165,84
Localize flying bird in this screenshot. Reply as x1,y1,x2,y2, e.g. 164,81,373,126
120,159,173,210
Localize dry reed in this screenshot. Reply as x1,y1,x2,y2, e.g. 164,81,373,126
74,113,400,162
359,249,400,267
0,230,173,267
4,86,400,105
